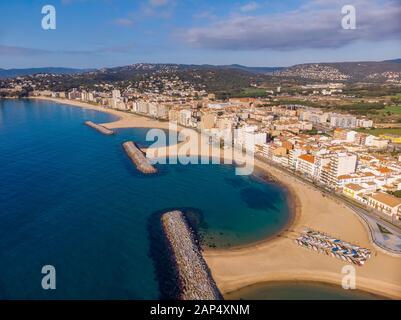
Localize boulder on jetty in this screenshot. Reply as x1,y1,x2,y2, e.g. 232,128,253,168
161,210,223,300
85,121,114,135
123,141,157,174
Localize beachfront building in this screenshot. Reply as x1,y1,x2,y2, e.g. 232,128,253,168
289,148,305,169
67,90,81,100
336,172,376,188
112,90,121,98
258,144,287,161
137,101,149,114
366,192,401,219
320,153,358,189
200,113,216,130
157,104,169,120
178,109,193,127
168,109,179,123
343,183,370,203
234,126,267,153
148,102,158,118
296,154,318,178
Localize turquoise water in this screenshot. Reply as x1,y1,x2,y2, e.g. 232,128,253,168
0,99,290,299
225,282,386,300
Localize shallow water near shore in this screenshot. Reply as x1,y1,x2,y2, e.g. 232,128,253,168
0,99,290,299
225,281,387,300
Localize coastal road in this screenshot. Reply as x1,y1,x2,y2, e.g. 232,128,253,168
346,205,401,256
255,155,401,256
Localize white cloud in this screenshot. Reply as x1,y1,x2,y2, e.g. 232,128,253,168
141,0,176,18
240,1,260,13
181,0,401,51
114,18,134,27
149,0,169,7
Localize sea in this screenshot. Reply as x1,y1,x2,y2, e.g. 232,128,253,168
0,99,381,300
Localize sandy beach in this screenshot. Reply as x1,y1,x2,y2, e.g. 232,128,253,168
32,97,401,299
204,162,401,300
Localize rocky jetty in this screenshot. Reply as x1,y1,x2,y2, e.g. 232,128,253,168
123,141,157,174
161,210,222,300
85,121,114,135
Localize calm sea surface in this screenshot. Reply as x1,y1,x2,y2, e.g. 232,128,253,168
225,281,386,300
1,99,380,300
0,99,291,299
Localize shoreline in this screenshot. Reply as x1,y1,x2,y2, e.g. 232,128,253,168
204,158,401,300
23,97,401,300
224,279,388,300
29,96,126,121
206,163,301,253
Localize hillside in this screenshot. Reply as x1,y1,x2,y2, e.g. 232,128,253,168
0,67,92,79
384,59,401,64
274,61,401,83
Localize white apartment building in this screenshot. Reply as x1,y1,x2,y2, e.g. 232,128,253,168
320,153,358,188
365,135,389,149
244,131,267,152
137,101,149,114
112,90,121,98
157,104,169,120
178,109,192,127
299,109,329,125
367,192,401,219
329,114,357,129
81,91,89,101
296,154,318,177
357,118,374,128
289,148,305,169
148,102,158,118
337,172,376,188
234,126,267,152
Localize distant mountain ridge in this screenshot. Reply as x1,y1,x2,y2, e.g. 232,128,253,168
98,63,284,74
0,67,91,78
0,64,283,79
220,64,284,74
384,58,401,64
2,59,401,83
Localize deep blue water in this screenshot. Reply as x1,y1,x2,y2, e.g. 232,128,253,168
0,99,290,299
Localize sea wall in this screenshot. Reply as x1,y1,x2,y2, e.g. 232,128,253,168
161,210,222,300
85,121,114,135
123,141,157,174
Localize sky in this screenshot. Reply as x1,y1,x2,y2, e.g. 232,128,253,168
0,0,400,69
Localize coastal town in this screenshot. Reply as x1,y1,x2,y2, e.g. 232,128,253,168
3,0,401,305
3,77,396,225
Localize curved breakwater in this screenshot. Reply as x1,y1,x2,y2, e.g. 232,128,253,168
85,121,114,135
161,211,223,300
122,141,157,174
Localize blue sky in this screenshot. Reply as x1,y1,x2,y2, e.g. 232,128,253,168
0,0,400,68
